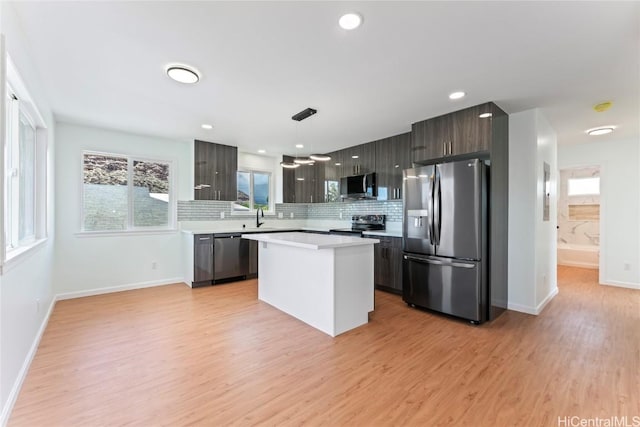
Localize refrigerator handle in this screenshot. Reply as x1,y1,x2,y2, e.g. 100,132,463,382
435,171,441,245
427,175,434,245
403,254,475,269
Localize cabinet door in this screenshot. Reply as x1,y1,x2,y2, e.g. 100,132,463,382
374,239,391,288
194,140,237,201
374,137,393,200
451,103,492,155
358,142,376,174
194,140,214,200
411,117,449,163
390,132,411,199
216,144,238,201
323,151,342,202
389,237,403,292
193,234,214,283
282,155,296,203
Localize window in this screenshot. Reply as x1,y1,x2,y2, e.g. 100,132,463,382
82,152,174,232
568,177,600,196
325,180,339,202
4,84,41,254
234,170,271,212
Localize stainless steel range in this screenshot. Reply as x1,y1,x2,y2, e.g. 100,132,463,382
330,215,385,237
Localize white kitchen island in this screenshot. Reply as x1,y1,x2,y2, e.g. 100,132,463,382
241,232,380,337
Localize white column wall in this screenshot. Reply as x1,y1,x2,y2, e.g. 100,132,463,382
558,138,640,289
53,123,193,296
507,109,559,314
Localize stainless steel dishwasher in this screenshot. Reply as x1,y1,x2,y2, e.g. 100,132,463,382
213,233,252,282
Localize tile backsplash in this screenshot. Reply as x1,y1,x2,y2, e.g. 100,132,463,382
177,200,402,222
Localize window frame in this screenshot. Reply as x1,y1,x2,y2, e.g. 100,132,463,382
232,168,274,215
2,53,49,270
567,177,600,197
79,150,177,235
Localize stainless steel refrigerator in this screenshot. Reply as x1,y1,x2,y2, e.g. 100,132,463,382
402,158,488,323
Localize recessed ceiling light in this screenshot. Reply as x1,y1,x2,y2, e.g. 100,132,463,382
201,124,213,130
586,126,615,136
449,91,465,100
478,113,492,119
335,162,342,166
339,13,363,30
258,149,266,154
352,155,359,159
295,144,304,148
166,64,200,84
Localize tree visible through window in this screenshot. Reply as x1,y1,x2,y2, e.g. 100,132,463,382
234,170,271,211
82,153,172,231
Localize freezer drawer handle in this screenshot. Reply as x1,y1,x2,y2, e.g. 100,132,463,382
403,255,475,269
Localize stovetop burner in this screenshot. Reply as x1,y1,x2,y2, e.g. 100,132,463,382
329,214,386,235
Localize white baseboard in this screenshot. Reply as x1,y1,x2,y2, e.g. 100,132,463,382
56,277,186,300
508,287,559,316
0,297,56,427
535,287,559,314
601,280,640,290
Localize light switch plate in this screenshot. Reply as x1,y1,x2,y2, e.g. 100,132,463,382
278,212,283,219
220,211,225,219
290,212,294,218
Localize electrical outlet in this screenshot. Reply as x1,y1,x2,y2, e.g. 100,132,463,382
278,212,283,219
152,261,157,270
624,262,631,271
220,211,225,219
339,212,343,219
290,212,294,218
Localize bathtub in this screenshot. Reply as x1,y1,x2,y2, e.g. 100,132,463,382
557,243,599,269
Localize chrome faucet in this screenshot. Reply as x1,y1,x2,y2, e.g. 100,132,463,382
256,208,264,228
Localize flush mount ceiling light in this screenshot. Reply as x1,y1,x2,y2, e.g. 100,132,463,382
258,149,266,154
478,113,492,118
201,124,213,130
166,64,200,84
586,126,615,136
339,13,363,30
449,91,466,100
295,144,304,149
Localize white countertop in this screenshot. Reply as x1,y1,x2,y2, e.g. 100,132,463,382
242,232,379,250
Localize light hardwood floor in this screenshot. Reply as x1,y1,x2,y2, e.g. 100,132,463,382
9,266,640,426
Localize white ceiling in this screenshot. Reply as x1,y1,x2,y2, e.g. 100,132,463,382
8,1,639,157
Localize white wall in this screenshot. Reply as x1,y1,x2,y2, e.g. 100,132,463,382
53,123,192,296
508,109,558,314
558,138,640,289
0,3,56,423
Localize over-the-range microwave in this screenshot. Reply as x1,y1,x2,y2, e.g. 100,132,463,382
340,173,377,200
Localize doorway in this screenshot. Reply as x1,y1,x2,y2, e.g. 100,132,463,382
557,166,601,270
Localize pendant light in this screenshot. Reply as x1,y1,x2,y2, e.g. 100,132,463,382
280,161,300,168
310,153,331,161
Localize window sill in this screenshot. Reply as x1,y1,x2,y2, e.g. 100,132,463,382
75,229,179,238
1,238,48,275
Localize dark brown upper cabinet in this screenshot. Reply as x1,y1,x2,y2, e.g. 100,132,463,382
411,102,504,163
283,156,325,203
194,140,238,201
375,132,411,200
342,142,375,176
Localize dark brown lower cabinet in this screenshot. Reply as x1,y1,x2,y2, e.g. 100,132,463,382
193,234,214,287
374,236,403,294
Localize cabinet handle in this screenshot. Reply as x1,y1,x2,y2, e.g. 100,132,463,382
443,142,446,156
448,141,452,155
218,190,221,200
310,195,313,203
